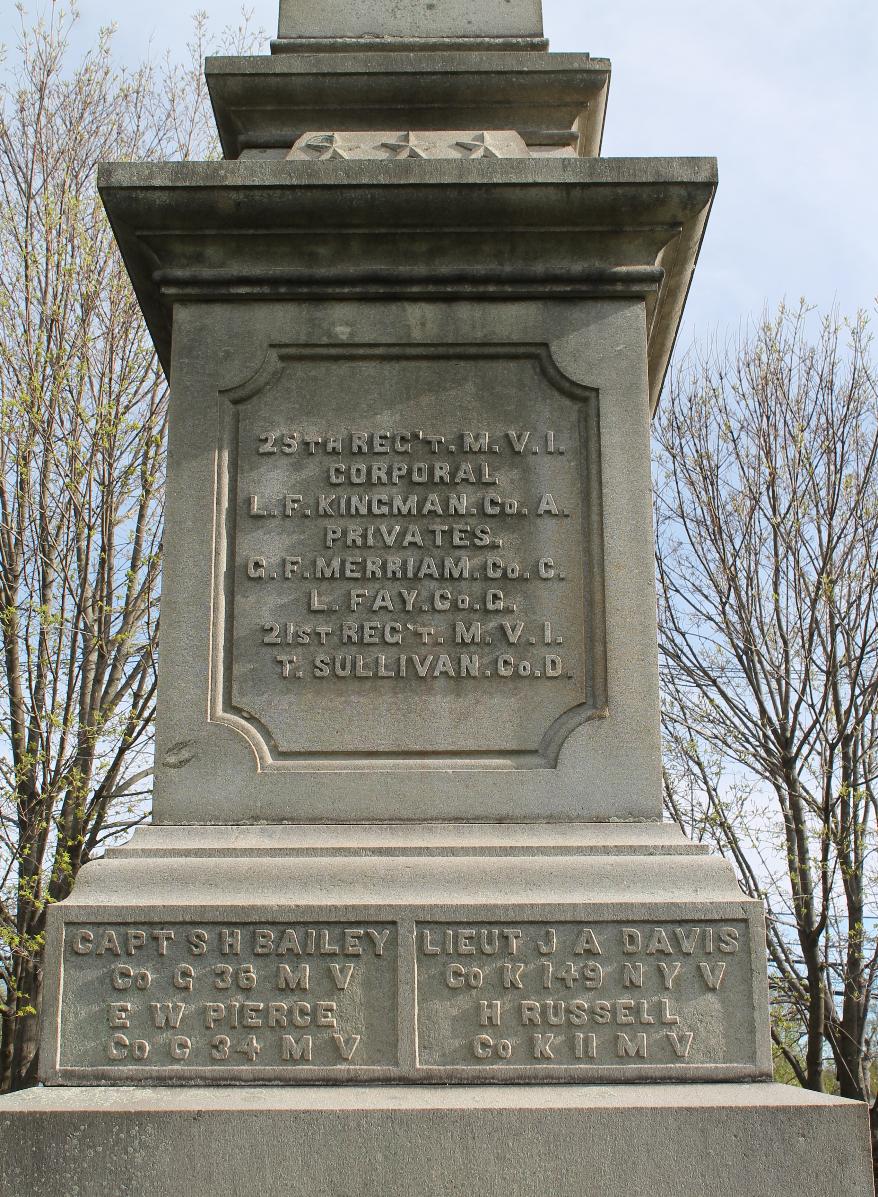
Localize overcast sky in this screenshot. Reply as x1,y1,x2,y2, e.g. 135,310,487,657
60,0,878,344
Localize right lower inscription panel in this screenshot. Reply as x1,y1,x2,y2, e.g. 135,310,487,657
416,920,755,1072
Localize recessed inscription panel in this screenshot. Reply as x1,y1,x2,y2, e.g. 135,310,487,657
216,346,604,764
58,923,397,1076
416,921,754,1070
48,912,766,1082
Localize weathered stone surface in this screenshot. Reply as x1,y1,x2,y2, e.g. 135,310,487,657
38,824,772,1086
1,1085,873,1197
96,156,716,822
98,157,714,396
416,919,756,1073
278,0,544,42
160,300,647,819
205,53,610,160
46,910,766,1083
287,129,537,159
217,343,604,764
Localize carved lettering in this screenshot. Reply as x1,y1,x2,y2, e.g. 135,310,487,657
220,350,604,760
416,921,753,1071
59,923,397,1076
59,917,753,1080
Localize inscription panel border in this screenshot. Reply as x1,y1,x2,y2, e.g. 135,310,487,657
42,902,771,1086
209,343,607,771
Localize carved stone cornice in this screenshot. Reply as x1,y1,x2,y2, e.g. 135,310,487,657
99,156,715,411
205,52,610,161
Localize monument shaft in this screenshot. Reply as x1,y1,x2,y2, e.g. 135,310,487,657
1,2,873,1194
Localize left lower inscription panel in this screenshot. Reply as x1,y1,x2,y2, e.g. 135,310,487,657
54,922,399,1079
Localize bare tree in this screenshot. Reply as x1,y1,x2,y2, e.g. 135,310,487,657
655,303,878,1157
0,2,261,1092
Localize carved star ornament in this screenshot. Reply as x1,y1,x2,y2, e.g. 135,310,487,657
380,132,429,160
301,133,349,161
455,133,503,159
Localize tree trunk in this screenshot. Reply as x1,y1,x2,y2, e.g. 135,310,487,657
9,958,42,1090
0,1005,15,1094
834,1010,869,1103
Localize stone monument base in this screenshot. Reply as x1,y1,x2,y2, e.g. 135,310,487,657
37,824,774,1085
0,1083,872,1196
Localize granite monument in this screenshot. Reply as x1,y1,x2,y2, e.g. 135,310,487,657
0,2,873,1193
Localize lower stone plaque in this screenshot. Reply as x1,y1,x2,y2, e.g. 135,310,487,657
416,920,755,1072
55,922,398,1080
46,912,766,1083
